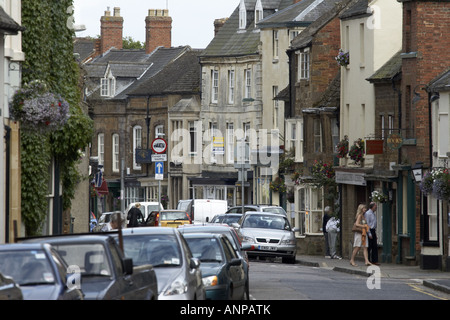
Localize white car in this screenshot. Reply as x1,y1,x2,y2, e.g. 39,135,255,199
235,212,297,264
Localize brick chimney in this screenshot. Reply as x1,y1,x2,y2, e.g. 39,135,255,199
100,7,123,54
145,9,172,54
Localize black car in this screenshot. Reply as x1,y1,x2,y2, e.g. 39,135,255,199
0,243,84,300
178,224,251,299
183,233,247,300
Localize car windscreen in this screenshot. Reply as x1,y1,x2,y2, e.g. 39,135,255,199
160,211,188,221
262,207,286,215
53,243,112,277
242,214,290,230
121,234,182,268
184,237,223,263
0,250,56,286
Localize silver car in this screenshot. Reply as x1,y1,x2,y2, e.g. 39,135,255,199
119,227,205,300
236,212,297,264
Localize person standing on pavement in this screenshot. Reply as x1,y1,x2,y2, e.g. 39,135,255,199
127,203,144,228
323,206,331,258
326,209,341,260
365,202,379,265
350,204,371,267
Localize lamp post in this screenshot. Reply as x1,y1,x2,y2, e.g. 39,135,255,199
412,162,423,183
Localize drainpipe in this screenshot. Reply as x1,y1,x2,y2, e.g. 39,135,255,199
4,125,11,243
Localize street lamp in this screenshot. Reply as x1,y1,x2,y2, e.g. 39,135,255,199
411,162,423,183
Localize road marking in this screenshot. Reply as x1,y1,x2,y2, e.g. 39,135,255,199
407,283,448,300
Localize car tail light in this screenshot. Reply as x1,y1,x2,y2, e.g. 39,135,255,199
155,212,160,226
186,212,192,224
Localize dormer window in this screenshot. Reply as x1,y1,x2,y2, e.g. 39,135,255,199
239,0,247,30
100,76,116,97
101,67,116,97
255,0,263,25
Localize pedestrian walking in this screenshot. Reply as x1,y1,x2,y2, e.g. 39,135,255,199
323,206,331,258
325,209,341,259
349,204,371,267
365,202,379,265
127,203,144,228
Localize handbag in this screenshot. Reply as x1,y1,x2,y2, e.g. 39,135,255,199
352,222,363,233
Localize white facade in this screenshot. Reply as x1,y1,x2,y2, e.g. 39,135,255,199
340,0,402,167
0,0,24,243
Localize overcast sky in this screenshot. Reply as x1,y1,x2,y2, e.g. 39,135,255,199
73,0,238,49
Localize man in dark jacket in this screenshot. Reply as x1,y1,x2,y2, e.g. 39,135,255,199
127,203,144,228
322,206,331,258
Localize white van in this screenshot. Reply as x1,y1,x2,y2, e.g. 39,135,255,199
186,199,228,224
126,202,164,220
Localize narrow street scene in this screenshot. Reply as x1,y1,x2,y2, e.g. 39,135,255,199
0,0,449,309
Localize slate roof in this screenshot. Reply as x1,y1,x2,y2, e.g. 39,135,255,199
339,0,371,20
258,0,344,29
290,0,352,50
126,48,202,96
366,51,402,83
73,38,96,62
201,0,292,57
427,68,450,92
0,6,24,35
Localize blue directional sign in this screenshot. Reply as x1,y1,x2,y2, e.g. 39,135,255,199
155,161,164,180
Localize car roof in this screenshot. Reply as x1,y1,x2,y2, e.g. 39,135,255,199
0,243,50,251
178,224,232,232
243,211,286,217
20,233,114,245
121,226,179,236
182,232,223,239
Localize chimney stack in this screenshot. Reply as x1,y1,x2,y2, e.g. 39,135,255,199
100,7,123,54
145,9,172,54
214,18,228,36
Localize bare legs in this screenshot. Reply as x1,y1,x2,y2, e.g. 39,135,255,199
349,246,371,266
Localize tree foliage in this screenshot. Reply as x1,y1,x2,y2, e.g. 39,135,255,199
20,0,93,235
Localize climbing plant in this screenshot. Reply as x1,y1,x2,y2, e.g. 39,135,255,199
19,0,93,235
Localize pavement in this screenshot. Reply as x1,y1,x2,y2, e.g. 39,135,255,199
295,254,450,295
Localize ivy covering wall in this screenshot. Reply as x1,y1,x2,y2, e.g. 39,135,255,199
20,0,93,235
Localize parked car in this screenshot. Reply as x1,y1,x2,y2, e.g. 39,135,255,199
126,202,164,221
22,234,158,300
177,224,251,299
116,227,205,300
235,212,297,264
0,272,23,300
0,243,83,300
210,213,242,226
226,205,287,216
186,199,228,223
183,233,247,300
145,210,191,227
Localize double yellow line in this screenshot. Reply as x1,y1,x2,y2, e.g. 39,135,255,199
407,283,448,300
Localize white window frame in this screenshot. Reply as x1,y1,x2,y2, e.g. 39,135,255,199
98,133,104,166
245,69,252,99
189,121,198,156
228,70,235,104
112,134,120,173
313,118,322,153
298,49,310,80
296,185,323,235
100,76,116,97
255,0,263,25
331,118,339,154
155,125,164,138
211,70,219,103
437,99,449,157
273,86,279,128
239,1,247,30
133,126,142,170
227,123,234,164
286,119,303,162
273,30,279,59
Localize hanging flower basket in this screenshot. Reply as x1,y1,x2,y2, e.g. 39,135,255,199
336,135,349,158
335,49,349,67
311,160,335,180
420,168,450,200
270,177,287,193
10,80,70,133
349,138,365,165
371,190,387,203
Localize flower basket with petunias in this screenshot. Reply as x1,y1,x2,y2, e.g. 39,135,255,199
335,49,349,67
371,190,387,203
10,80,70,133
336,135,349,158
349,138,365,165
420,168,450,200
270,177,287,193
